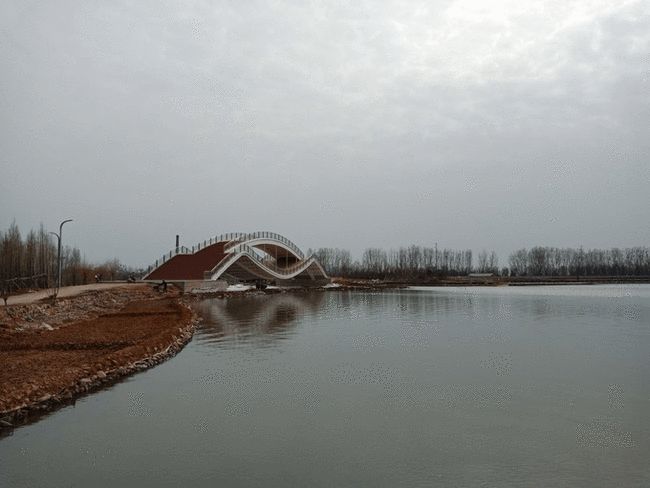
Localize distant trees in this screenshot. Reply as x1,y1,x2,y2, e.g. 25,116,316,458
310,245,475,279
308,248,352,277
477,250,499,274
362,248,388,275
310,244,650,279
5,220,647,288
1,221,141,294
507,246,650,277
1,222,56,289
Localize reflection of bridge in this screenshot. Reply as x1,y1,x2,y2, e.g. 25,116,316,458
194,292,325,344
143,232,329,286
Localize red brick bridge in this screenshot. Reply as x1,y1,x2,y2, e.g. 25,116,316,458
143,232,329,286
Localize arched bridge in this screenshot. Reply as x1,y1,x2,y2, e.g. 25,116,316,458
143,232,329,285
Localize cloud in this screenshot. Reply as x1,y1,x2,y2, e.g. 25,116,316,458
0,0,648,265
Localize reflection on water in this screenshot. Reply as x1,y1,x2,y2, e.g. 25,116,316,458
1,285,649,488
193,292,325,346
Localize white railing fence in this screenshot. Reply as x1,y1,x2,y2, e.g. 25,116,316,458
144,231,307,276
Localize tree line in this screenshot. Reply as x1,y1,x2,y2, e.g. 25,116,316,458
0,221,138,294
508,246,650,277
309,245,650,278
308,246,483,278
3,221,647,287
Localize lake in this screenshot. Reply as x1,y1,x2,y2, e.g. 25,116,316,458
1,285,649,487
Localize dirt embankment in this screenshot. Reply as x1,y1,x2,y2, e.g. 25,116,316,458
0,285,196,429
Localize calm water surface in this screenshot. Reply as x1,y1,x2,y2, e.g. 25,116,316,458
1,285,649,487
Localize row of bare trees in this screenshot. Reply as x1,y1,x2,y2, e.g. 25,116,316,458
0,221,138,293
309,244,650,279
4,221,647,285
508,246,650,277
309,246,481,278
0,222,57,288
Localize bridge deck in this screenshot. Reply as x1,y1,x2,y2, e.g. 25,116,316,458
146,242,227,281
143,233,329,285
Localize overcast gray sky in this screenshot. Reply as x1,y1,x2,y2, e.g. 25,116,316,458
1,0,648,267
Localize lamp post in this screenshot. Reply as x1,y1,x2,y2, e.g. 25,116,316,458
49,219,73,296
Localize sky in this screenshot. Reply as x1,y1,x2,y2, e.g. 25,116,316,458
1,0,649,267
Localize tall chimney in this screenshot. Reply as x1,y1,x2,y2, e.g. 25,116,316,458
175,235,179,251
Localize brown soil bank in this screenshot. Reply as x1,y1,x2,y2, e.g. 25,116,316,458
0,286,195,430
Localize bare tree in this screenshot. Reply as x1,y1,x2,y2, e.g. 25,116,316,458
478,250,488,273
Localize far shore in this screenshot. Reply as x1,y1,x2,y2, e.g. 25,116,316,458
331,275,650,288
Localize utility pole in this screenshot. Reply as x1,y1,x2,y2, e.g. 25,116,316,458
49,219,73,298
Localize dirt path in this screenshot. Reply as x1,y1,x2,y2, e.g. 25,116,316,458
6,282,133,305
0,286,195,429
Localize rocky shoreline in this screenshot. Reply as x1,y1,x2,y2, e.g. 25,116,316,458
0,283,372,432
0,285,197,432
0,284,351,433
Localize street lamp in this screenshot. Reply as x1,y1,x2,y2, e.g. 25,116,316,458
49,219,73,296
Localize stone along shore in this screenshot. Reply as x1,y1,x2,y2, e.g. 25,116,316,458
0,285,196,430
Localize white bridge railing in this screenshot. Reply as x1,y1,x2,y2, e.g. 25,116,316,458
223,231,305,259
227,243,314,276
144,231,307,276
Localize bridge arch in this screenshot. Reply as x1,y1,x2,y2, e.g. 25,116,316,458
143,231,329,286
